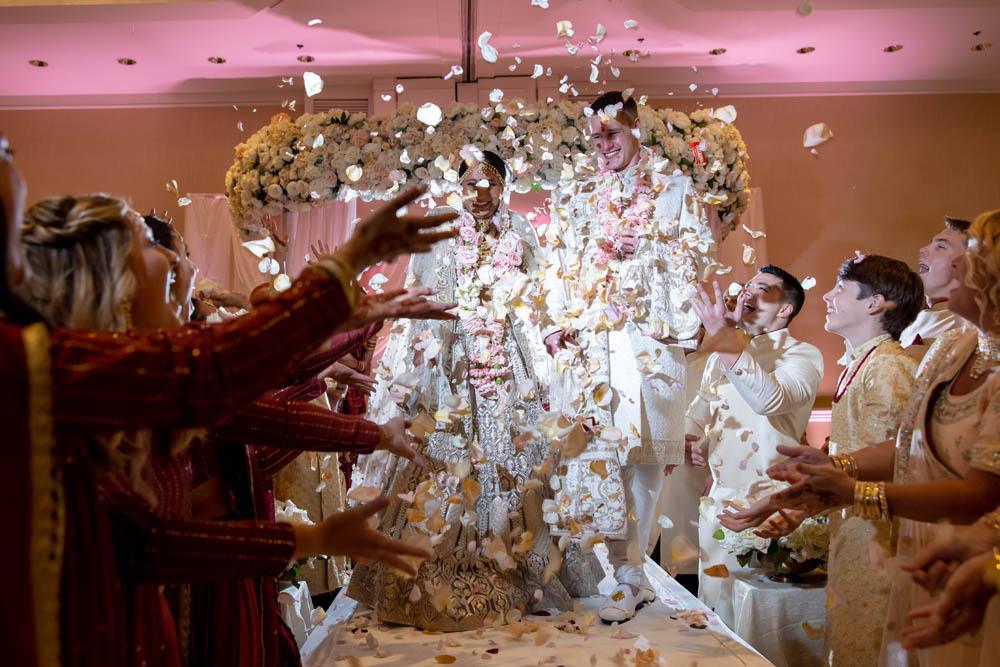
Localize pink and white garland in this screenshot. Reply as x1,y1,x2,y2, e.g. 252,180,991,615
591,168,657,266
454,210,523,398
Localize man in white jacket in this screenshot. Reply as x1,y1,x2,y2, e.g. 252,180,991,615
543,91,718,622
683,266,823,611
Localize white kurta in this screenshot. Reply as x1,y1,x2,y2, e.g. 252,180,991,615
686,328,823,610
898,305,960,361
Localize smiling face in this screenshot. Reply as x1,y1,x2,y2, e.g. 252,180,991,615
823,279,874,339
127,215,182,330
739,272,795,335
588,113,641,172
460,167,504,220
917,226,968,303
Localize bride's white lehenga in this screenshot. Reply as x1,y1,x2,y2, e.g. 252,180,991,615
879,328,1000,666
348,207,601,632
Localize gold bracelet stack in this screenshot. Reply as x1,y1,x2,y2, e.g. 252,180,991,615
853,481,889,520
829,453,858,479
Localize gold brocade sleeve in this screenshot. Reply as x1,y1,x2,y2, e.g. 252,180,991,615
857,348,918,448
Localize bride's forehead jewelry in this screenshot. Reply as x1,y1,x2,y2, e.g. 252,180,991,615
464,161,505,186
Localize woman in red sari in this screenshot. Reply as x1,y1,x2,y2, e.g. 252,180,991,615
0,132,452,667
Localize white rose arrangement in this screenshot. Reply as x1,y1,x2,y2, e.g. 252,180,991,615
225,102,750,239
718,515,830,569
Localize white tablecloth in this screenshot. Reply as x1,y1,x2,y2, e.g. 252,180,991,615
717,569,827,667
301,545,772,666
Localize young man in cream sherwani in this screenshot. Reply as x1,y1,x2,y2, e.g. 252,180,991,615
682,266,823,613
543,92,719,622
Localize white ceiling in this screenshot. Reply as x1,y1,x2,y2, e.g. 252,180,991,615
0,0,997,108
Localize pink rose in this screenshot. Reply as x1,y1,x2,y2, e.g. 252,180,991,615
459,225,481,244
456,245,479,266
497,233,521,255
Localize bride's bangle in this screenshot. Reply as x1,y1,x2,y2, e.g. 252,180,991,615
830,453,858,479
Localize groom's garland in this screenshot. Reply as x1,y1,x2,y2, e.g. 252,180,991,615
225,100,750,240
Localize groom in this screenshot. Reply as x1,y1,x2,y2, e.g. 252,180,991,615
543,92,718,621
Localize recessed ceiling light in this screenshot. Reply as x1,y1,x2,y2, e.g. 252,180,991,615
883,44,903,53
208,56,226,64
709,48,727,56
796,46,816,54
971,43,992,52
297,55,315,63
28,59,48,67
118,57,137,65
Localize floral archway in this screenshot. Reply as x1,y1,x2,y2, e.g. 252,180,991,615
225,100,750,240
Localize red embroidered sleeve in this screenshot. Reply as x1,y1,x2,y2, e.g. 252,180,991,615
48,268,353,431
209,395,380,456
101,477,295,581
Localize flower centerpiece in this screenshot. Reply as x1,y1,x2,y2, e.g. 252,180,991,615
225,101,750,240
717,515,830,582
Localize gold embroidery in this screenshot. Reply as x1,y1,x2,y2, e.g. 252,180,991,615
23,322,63,667
611,590,625,602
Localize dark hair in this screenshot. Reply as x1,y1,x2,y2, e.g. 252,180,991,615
457,150,509,183
589,92,638,124
143,215,175,250
837,254,924,340
944,216,971,235
759,264,805,323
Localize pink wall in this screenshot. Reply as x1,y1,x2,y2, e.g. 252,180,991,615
3,92,999,396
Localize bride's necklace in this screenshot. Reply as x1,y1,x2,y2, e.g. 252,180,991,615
970,333,1000,379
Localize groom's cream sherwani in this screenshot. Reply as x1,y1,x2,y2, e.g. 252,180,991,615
542,148,718,587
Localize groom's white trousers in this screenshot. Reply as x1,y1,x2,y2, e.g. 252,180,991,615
606,462,664,586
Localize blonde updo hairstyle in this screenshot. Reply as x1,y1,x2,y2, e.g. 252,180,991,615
963,209,1000,330
20,194,138,331
20,194,198,505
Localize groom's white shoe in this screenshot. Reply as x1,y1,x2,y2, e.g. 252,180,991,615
639,573,656,603
599,583,639,622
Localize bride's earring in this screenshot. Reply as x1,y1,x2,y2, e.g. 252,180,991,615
119,300,133,330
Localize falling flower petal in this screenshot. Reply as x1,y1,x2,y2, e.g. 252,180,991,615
802,620,824,640
688,83,698,93
395,83,405,93
801,276,817,290
703,564,730,578
417,102,443,127
742,223,766,239
589,64,599,83
714,105,737,124
531,0,549,7
742,244,756,265
532,64,544,78
657,515,674,530
556,20,574,38
803,122,833,147
303,71,324,97
594,23,607,43
478,31,499,63
624,19,638,30
347,485,381,503
346,165,363,182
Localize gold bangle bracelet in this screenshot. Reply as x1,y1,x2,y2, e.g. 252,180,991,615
830,454,858,479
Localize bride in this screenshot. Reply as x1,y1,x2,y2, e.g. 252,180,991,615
348,151,600,631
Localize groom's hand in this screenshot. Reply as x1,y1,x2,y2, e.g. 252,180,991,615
544,330,577,356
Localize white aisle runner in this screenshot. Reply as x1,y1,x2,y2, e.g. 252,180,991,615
302,545,772,666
